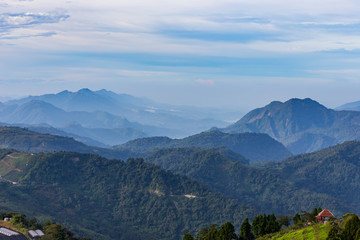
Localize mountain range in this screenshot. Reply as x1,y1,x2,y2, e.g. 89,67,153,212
115,130,292,162
4,90,360,157
0,89,239,146
223,98,360,154
0,126,290,163
2,128,360,239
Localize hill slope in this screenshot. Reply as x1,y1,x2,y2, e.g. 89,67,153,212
145,141,360,216
224,98,360,153
116,130,292,162
0,126,134,160
274,140,360,212
145,147,341,215
0,150,257,240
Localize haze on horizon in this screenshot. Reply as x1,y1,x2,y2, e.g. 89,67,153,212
1,0,360,111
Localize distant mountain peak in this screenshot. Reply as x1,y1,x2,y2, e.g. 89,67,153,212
78,88,92,93
223,97,360,154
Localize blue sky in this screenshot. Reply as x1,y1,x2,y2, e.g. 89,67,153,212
1,0,360,111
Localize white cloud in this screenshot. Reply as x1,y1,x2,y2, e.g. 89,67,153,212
2,0,360,63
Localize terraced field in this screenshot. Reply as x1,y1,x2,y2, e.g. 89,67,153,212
0,152,31,183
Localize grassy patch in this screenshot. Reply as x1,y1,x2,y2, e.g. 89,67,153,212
258,223,332,240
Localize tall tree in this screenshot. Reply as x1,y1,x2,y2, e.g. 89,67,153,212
218,222,237,240
183,233,194,240
265,214,281,234
342,215,360,240
311,208,319,218
239,218,254,240
293,213,302,225
326,226,341,240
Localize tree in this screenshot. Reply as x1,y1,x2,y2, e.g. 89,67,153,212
207,224,219,240
342,215,360,240
252,214,266,237
239,218,254,240
194,224,219,240
300,210,315,223
311,208,319,218
265,214,280,234
11,214,27,228
183,233,194,240
217,222,237,240
195,227,208,240
293,213,302,225
42,223,75,240
277,215,291,228
326,226,341,240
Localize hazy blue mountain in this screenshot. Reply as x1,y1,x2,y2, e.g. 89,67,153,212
336,100,360,111
0,126,135,160
0,150,257,239
116,130,292,162
61,122,148,146
0,99,131,128
5,89,237,138
0,100,179,145
223,98,360,154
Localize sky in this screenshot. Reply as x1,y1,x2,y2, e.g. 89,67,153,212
1,0,360,111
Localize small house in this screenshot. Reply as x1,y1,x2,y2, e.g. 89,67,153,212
0,227,28,240
28,230,44,240
316,209,334,223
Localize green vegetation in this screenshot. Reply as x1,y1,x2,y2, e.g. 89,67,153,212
145,146,339,215
0,150,257,239
184,211,360,240
145,140,360,215
0,211,89,240
0,126,134,160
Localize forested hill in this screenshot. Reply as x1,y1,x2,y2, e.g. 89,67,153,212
145,140,360,216
116,130,292,162
145,147,341,215
272,140,360,211
0,150,257,240
0,126,134,160
223,98,360,154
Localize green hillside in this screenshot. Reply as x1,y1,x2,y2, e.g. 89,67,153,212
0,150,257,239
259,224,331,240
145,141,360,216
145,147,340,215
0,126,134,160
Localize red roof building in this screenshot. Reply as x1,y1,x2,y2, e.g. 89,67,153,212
316,209,334,222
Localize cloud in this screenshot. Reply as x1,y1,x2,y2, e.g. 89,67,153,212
196,79,215,86
0,12,69,29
